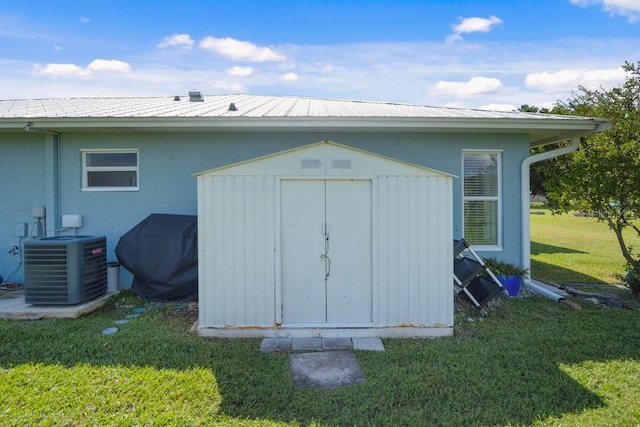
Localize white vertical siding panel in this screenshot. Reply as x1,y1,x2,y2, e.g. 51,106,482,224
242,175,276,326
262,176,276,325
422,177,439,324
233,176,247,326
375,175,452,328
380,176,401,324
376,176,396,325
236,175,274,327
372,177,382,325
397,176,411,324
199,174,277,328
197,176,208,326
200,175,229,327
407,176,420,324
422,176,453,326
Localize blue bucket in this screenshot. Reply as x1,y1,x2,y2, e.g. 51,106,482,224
498,275,521,297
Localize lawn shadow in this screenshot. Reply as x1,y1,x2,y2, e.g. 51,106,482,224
531,259,606,284
531,241,587,256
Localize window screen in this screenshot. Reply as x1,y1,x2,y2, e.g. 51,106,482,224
463,151,500,246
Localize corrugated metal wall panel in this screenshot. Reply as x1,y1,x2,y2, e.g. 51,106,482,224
198,174,276,328
375,175,453,327
198,142,453,335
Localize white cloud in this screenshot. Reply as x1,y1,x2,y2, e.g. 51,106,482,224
570,0,640,22
477,103,518,112
211,80,247,92
34,59,131,78
317,62,335,73
157,33,195,50
199,36,287,62
87,59,131,73
34,63,89,77
434,76,505,97
525,67,626,92
226,66,253,77
280,72,299,82
447,15,503,42
53,46,62,51
80,17,90,24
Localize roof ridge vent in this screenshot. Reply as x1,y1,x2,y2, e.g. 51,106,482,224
189,91,204,102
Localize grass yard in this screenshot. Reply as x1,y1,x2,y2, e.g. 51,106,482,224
1,212,640,426
530,205,640,285
1,291,640,426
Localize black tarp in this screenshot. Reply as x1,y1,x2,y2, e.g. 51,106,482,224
115,214,198,301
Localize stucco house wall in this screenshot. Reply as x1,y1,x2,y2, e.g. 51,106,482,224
0,94,608,292
0,129,528,287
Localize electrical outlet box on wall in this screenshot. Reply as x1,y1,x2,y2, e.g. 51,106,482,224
32,206,45,218
16,223,28,237
62,214,83,228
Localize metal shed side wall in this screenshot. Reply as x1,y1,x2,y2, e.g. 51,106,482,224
197,174,276,327
374,175,453,327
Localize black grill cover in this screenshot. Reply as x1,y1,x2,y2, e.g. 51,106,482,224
115,214,198,301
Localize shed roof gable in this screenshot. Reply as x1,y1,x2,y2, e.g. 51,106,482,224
196,140,453,178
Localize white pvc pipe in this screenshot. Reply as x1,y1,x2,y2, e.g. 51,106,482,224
522,278,564,302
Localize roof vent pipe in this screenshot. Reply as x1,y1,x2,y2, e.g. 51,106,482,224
228,102,237,111
174,95,181,101
189,91,204,102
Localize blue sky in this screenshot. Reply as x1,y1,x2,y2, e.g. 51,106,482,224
1,0,638,110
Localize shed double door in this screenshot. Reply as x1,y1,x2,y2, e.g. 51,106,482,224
281,179,372,325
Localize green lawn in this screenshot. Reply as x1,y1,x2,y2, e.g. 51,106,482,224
530,206,640,285
1,213,640,426
1,290,639,426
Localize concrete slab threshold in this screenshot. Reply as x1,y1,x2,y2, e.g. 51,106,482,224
260,337,385,353
0,291,114,320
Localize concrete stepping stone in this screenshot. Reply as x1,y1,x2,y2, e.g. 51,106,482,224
322,337,352,351
352,337,385,352
292,337,322,351
290,351,366,389
260,337,292,352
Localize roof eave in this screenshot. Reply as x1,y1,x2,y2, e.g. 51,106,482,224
0,116,610,144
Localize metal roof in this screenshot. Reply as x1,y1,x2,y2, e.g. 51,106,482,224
0,93,609,146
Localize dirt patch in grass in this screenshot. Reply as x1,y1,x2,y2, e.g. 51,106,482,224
159,301,199,324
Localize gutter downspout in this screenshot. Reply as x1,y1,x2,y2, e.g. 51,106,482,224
521,137,581,301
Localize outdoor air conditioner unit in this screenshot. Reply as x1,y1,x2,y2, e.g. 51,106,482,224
24,236,107,305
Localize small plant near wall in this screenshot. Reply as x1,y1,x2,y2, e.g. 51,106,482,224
484,258,528,277
484,258,528,297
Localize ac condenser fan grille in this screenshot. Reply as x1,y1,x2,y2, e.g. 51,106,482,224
24,236,107,305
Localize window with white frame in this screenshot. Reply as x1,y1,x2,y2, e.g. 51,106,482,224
82,149,138,191
463,150,501,247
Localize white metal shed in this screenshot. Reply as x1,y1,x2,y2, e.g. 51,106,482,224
195,141,454,337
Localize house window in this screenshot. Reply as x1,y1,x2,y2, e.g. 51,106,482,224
82,149,138,191
463,151,501,247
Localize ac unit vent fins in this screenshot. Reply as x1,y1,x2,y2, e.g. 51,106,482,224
24,236,107,305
